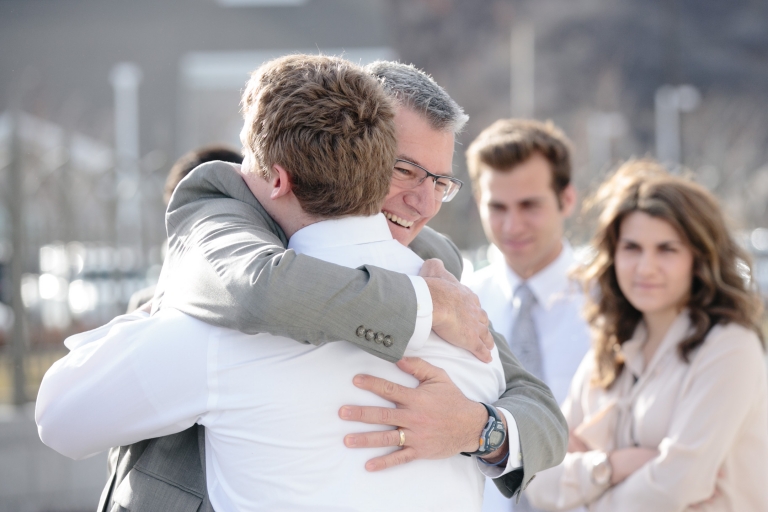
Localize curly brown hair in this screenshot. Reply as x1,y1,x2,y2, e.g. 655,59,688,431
579,159,765,388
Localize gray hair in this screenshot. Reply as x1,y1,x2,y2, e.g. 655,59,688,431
365,61,468,134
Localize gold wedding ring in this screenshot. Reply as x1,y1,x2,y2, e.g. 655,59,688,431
397,428,406,447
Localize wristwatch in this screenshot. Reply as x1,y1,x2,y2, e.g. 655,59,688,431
591,452,613,486
461,403,507,457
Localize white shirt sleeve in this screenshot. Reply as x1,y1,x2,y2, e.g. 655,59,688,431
475,407,523,477
406,275,433,351
35,309,211,460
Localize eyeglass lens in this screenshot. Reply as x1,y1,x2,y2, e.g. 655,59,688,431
393,160,462,202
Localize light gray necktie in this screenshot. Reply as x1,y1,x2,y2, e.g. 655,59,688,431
508,283,545,512
509,283,545,381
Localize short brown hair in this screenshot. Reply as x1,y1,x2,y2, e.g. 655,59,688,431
466,119,573,202
579,159,764,388
240,54,397,217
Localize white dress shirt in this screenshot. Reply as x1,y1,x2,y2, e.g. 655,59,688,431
465,242,591,512
37,213,512,512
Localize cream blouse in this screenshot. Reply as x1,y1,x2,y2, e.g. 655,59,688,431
526,311,768,511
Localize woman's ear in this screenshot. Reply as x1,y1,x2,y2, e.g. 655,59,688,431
270,164,293,200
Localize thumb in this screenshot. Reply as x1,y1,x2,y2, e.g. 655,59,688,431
396,357,444,383
419,258,448,278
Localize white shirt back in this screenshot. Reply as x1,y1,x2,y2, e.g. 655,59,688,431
38,213,506,512
197,214,506,511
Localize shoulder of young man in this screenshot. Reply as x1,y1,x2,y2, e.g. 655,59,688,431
408,226,463,279
166,160,287,246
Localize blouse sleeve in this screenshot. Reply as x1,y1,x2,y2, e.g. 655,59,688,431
590,325,765,512
526,351,614,511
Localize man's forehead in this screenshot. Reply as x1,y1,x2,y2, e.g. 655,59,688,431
394,108,456,176
479,168,556,202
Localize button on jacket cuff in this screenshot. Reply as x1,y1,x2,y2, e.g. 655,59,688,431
475,407,523,478
406,275,433,352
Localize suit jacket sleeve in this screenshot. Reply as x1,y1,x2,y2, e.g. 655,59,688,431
491,329,568,498
155,161,418,362
404,226,568,497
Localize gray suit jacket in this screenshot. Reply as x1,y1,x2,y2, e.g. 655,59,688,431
100,161,566,511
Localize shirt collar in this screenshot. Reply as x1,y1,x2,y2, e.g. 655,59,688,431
287,213,393,253
499,241,577,310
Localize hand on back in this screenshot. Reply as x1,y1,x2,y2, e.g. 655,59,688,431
420,259,495,363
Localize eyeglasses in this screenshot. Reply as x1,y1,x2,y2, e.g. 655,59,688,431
392,158,464,203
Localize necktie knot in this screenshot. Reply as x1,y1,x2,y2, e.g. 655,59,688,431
514,283,536,311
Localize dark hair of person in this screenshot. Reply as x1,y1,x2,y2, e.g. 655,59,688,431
466,118,573,206
164,145,243,205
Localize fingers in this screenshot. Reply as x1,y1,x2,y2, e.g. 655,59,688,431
364,447,418,472
481,324,495,351
469,339,493,364
351,374,413,404
418,258,448,278
339,404,407,426
567,431,588,453
343,428,403,449
396,357,448,383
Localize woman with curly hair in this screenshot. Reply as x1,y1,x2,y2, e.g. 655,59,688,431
525,159,768,511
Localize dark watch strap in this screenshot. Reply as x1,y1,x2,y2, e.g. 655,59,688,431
460,402,507,457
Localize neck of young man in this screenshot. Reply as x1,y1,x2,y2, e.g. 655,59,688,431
241,167,322,240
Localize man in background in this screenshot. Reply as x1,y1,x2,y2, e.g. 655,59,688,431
126,144,242,312
464,119,591,512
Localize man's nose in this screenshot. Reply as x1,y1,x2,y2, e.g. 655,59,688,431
404,179,439,217
502,209,525,236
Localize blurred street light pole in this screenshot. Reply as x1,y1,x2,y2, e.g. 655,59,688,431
511,22,535,118
655,84,700,168
587,112,627,173
110,62,143,264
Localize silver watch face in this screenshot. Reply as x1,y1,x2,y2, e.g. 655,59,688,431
489,430,504,447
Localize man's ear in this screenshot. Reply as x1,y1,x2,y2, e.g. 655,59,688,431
559,184,577,217
270,164,294,200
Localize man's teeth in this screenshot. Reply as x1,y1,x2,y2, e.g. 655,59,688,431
384,211,414,228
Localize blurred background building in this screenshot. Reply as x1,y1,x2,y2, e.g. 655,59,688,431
0,0,766,510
